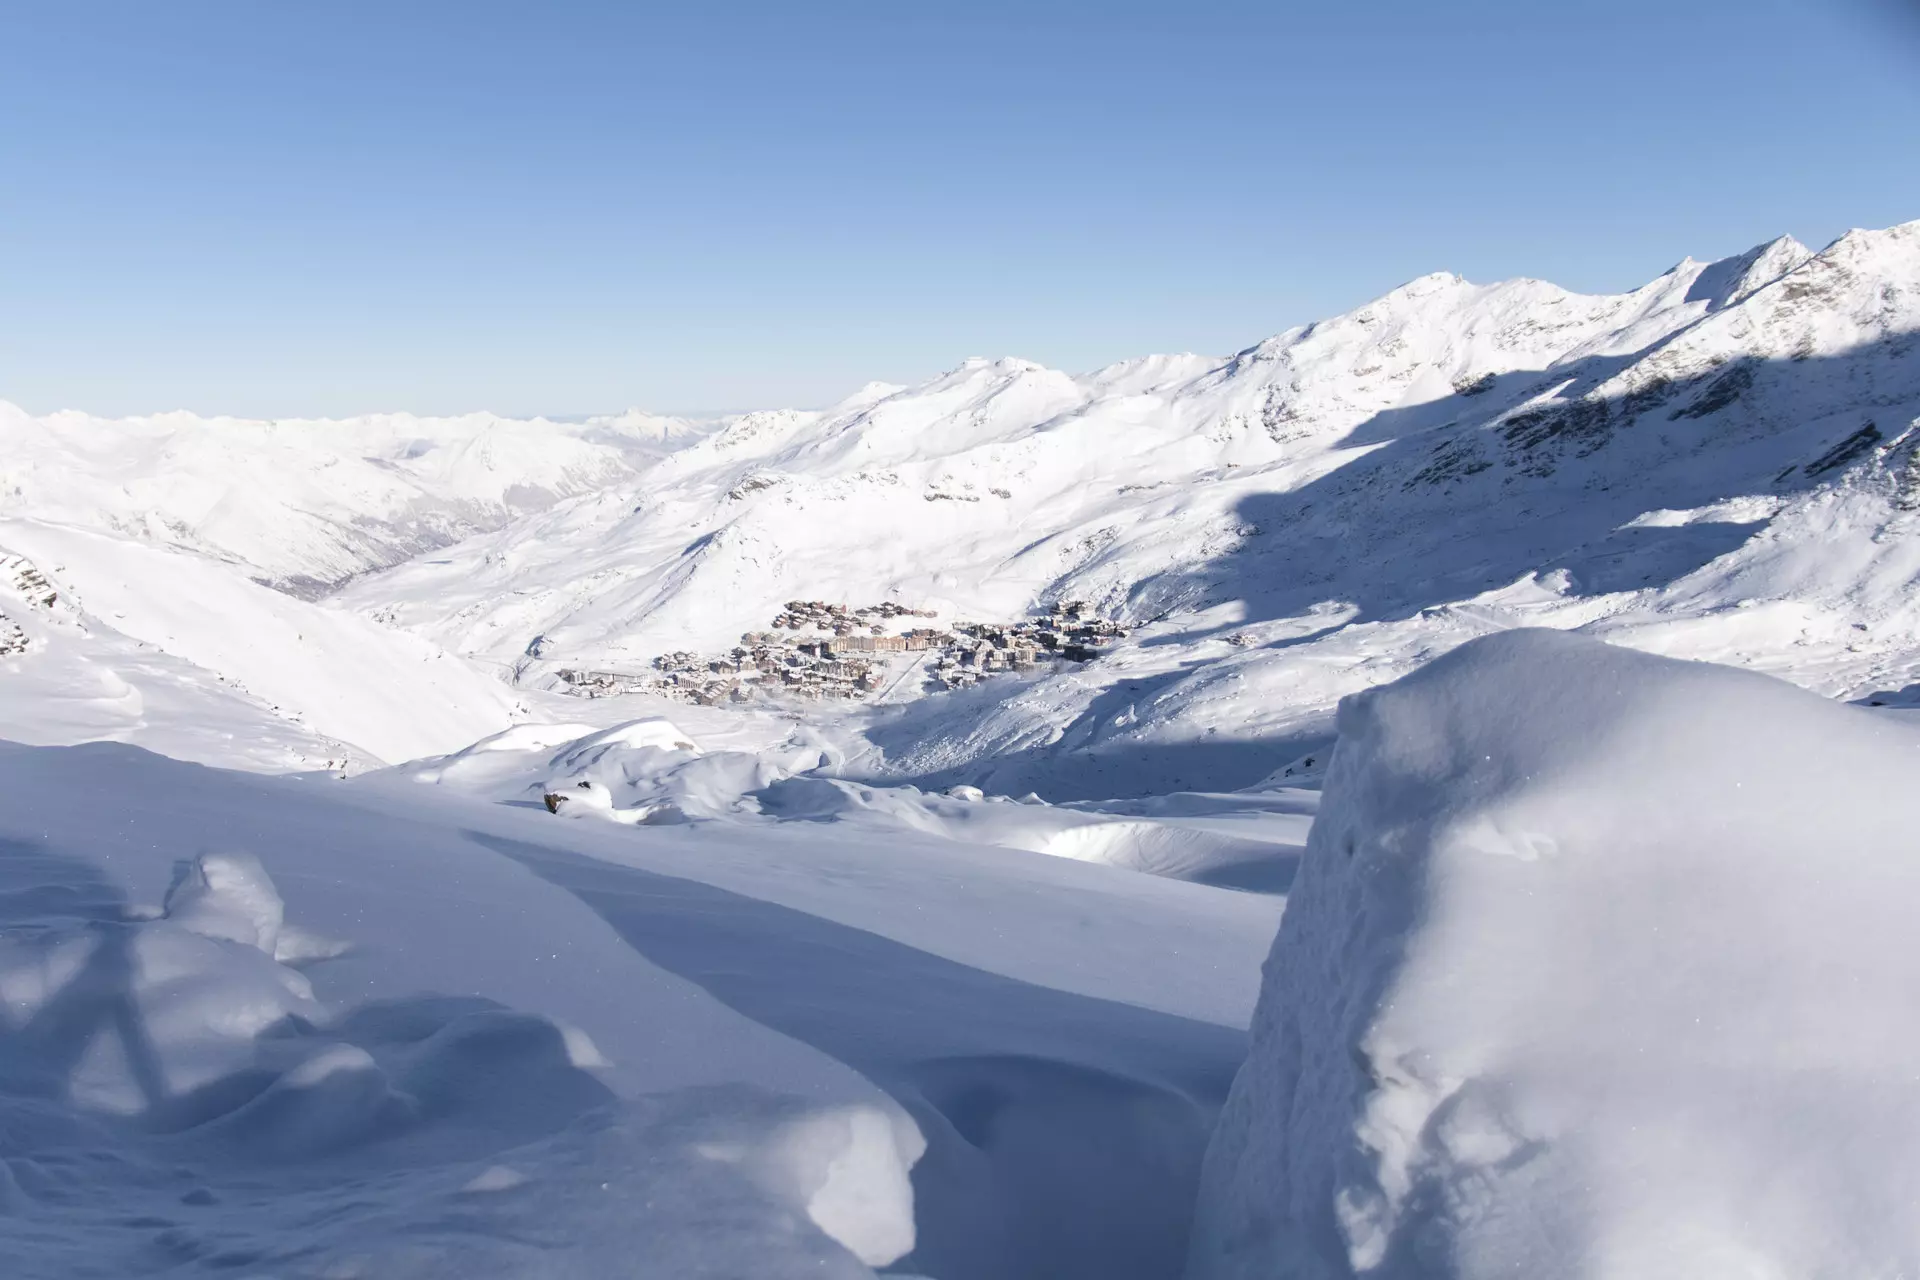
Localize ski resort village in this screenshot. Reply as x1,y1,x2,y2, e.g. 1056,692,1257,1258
556,598,1130,702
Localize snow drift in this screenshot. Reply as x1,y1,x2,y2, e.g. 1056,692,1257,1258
1187,629,1920,1280
0,748,930,1277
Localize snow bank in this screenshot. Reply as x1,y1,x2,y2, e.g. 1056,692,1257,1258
1188,629,1920,1280
406,715,819,823
752,777,1306,891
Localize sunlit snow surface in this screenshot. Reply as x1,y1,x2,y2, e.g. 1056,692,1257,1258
1190,629,1920,1280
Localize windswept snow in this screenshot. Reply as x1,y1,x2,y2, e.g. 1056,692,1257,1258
1188,630,1920,1280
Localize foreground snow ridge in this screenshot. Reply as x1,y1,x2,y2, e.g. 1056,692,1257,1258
1188,629,1920,1280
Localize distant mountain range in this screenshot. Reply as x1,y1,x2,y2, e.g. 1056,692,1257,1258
5,220,1918,793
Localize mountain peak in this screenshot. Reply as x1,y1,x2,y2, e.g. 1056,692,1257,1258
1683,233,1815,311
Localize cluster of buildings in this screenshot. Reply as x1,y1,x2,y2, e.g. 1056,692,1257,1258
0,555,59,658
769,599,939,635
4,556,58,611
660,632,893,703
553,597,1130,706
928,600,1130,691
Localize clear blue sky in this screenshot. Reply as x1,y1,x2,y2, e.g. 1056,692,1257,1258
2,0,1917,419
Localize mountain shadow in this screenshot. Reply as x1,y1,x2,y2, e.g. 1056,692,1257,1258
1157,338,1914,628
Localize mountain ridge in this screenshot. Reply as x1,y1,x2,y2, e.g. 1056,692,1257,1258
4,221,1918,793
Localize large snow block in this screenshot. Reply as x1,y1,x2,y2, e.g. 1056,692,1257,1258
1187,628,1920,1280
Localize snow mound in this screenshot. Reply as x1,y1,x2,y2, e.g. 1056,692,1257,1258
1188,629,1920,1280
407,715,818,822
408,716,1310,890
162,850,286,953
0,848,335,1123
764,1102,928,1266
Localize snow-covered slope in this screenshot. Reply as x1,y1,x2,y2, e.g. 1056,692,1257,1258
0,519,524,768
1187,629,1920,1280
0,404,722,769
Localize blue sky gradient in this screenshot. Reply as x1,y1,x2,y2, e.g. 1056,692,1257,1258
3,0,1918,417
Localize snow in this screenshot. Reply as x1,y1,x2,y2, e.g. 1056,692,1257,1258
5,222,1919,802
0,402,690,593
0,517,522,766
160,850,289,955
0,736,1276,1277
5,218,1920,1275
395,715,1312,887
1187,629,1920,1280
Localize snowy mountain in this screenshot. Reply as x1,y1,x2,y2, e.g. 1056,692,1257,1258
0,407,705,766
326,220,1920,795
0,404,695,595
4,221,1918,793
6,222,1920,786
